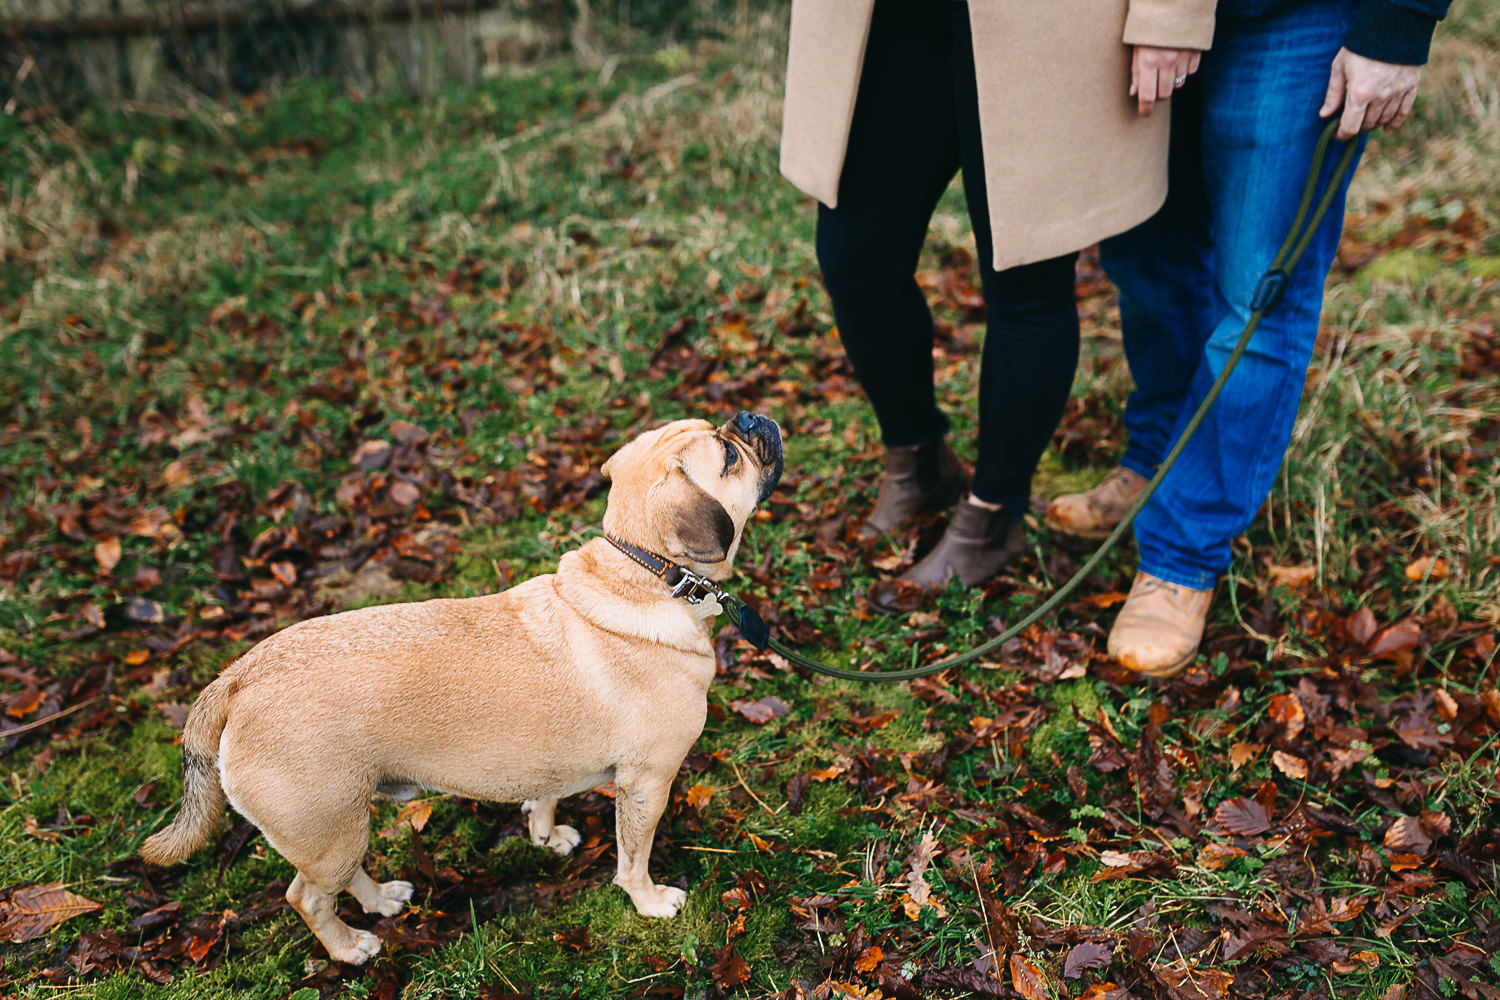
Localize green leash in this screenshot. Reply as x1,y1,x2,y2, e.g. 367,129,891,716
722,119,1361,683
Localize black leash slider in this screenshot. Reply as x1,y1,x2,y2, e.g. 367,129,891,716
1251,268,1289,316
733,600,771,651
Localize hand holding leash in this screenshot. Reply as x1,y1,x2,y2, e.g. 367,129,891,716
1320,47,1423,139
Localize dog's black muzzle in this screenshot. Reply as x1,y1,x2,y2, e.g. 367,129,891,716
728,411,784,503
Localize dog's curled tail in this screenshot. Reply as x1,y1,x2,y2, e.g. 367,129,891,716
141,676,233,866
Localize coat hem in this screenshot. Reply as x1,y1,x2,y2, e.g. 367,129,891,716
986,184,1168,271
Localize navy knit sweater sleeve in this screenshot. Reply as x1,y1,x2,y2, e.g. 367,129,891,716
1345,0,1453,65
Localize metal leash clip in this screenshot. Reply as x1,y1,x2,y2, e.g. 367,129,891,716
670,570,724,605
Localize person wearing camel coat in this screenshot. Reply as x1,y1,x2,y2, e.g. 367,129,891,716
783,0,1218,273
778,0,1216,610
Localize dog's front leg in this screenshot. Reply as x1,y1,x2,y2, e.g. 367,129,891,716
521,798,582,855
611,770,685,917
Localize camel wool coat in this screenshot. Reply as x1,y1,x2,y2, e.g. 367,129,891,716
781,0,1218,271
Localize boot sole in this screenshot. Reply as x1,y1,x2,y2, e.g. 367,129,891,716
1044,515,1117,541
1119,652,1195,679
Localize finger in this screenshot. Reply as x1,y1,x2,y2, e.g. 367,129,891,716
1360,96,1386,134
1137,58,1159,115
1389,88,1417,130
1130,51,1141,97
1320,59,1346,118
1175,54,1193,82
1338,91,1365,140
1158,65,1177,100
1189,52,1202,75
1373,94,1402,130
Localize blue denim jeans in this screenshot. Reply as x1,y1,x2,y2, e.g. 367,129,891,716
1099,0,1367,589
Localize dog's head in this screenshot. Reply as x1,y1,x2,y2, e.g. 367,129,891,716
600,412,784,576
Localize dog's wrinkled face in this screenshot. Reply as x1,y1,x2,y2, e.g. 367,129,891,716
600,413,784,574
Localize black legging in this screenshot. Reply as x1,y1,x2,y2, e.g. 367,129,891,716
815,0,1080,516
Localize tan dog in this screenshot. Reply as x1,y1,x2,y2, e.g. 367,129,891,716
142,413,783,965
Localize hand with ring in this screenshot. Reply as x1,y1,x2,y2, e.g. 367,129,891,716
1130,45,1203,117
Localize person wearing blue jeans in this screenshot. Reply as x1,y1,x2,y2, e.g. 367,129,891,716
1046,0,1452,677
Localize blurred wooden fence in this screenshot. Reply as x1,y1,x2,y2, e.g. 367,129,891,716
0,0,735,107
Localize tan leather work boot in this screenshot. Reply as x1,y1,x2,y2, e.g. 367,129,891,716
1046,466,1148,539
868,497,1024,613
861,438,967,540
1107,572,1214,678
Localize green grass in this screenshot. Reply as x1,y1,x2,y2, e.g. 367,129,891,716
2,2,1499,998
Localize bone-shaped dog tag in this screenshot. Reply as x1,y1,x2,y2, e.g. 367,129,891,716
734,601,770,651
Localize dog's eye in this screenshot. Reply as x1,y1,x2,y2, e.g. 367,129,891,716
722,440,739,474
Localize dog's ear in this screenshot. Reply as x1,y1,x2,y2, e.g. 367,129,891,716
601,444,627,480
601,423,672,481
657,470,735,565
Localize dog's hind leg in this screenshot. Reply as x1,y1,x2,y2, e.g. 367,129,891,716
231,779,382,965
611,771,685,918
349,868,415,917
522,798,581,855
285,866,381,966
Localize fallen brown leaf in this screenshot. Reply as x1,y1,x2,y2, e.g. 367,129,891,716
1214,798,1271,837
1228,742,1262,772
554,925,590,951
1063,940,1113,979
1332,951,1380,973
0,883,102,943
1156,964,1235,999
1328,894,1368,922
1266,563,1316,589
729,696,789,724
685,784,714,811
6,686,44,719
1403,555,1449,582
1011,954,1048,1000
1271,750,1308,780
1383,815,1432,856
1368,620,1422,659
94,536,122,573
710,941,750,989
1083,591,1129,608
1267,692,1305,742
1196,842,1248,871
377,799,433,839
1345,606,1378,646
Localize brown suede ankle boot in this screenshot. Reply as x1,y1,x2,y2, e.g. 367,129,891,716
861,439,967,540
869,497,1025,612
1107,572,1214,678
1046,466,1148,539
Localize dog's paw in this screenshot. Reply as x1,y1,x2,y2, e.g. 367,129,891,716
329,928,383,965
365,880,414,917
542,824,582,856
629,884,687,918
